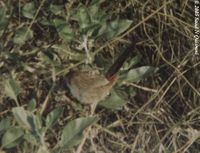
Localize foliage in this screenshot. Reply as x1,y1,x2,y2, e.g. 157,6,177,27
0,106,97,152
0,0,199,153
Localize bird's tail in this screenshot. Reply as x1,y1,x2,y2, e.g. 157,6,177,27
105,42,135,80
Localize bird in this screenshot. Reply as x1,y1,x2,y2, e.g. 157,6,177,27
66,43,135,104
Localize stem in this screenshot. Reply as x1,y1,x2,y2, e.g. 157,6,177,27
83,36,92,64
40,83,55,115
76,103,97,153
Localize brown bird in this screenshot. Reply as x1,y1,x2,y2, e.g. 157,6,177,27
66,44,135,104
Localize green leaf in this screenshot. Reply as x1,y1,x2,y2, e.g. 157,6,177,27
122,54,142,71
45,107,64,128
1,127,24,148
72,5,91,29
99,91,125,110
4,78,21,103
12,107,32,130
52,44,85,60
13,25,33,45
24,133,38,146
88,3,99,17
50,4,64,15
115,85,136,100
27,98,37,111
122,66,158,82
0,7,9,33
28,113,42,132
53,19,74,41
39,17,53,26
59,117,98,148
22,2,36,19
0,118,11,135
102,19,132,40
82,23,101,37
12,107,42,132
87,0,106,23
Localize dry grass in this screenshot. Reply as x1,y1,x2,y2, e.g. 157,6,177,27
0,0,200,153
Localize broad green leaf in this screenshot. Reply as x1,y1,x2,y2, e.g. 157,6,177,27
122,54,142,71
90,24,103,38
82,23,101,37
22,2,36,19
13,26,33,44
52,44,85,60
24,133,38,146
115,85,136,100
94,24,105,38
39,17,53,26
0,7,9,33
50,4,64,15
45,107,64,128
1,127,24,148
99,91,125,110
0,118,11,135
4,78,21,103
59,117,98,148
88,3,99,17
59,25,74,41
12,107,31,130
53,19,74,41
88,0,106,24
29,113,42,132
72,5,91,29
122,66,158,82
27,98,37,111
102,19,132,40
92,11,108,23
12,107,42,132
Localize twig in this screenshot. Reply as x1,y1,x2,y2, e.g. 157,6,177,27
39,84,55,115
125,82,158,93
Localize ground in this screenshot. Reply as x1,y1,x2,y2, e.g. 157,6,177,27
0,0,200,153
